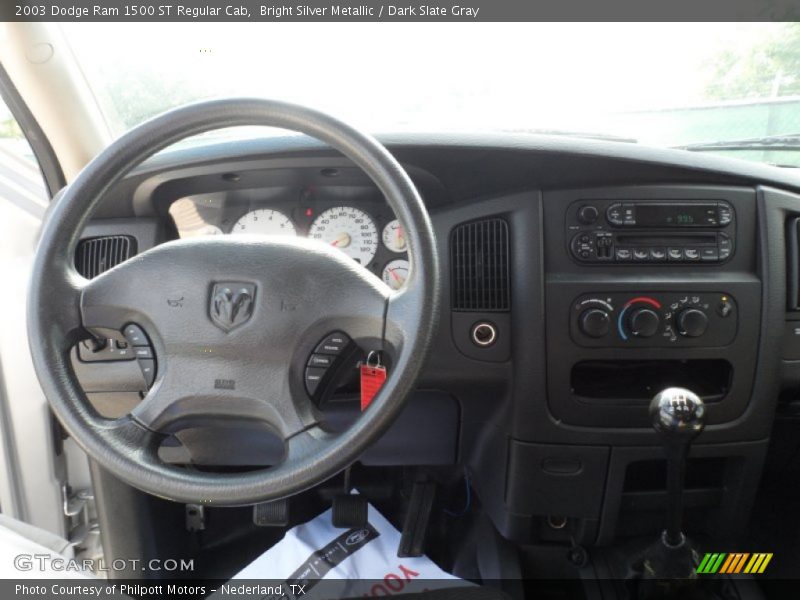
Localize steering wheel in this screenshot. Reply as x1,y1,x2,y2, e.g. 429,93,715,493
27,99,440,505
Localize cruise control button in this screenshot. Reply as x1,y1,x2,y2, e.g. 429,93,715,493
123,324,149,347
304,367,327,396
138,359,156,387
314,332,351,355
133,347,153,359
308,354,333,368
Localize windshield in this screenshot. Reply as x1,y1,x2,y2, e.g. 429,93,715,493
61,22,800,166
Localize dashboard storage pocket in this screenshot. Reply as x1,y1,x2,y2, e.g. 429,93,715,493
570,359,732,405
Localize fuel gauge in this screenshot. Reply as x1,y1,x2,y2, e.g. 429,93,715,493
382,259,410,290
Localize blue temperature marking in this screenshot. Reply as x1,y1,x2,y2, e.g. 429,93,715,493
617,307,629,341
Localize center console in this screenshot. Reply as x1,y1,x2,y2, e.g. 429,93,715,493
544,185,760,430
497,184,766,552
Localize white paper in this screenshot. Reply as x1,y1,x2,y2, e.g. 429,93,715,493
228,500,468,598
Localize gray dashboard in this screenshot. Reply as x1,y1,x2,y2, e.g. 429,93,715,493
70,133,800,546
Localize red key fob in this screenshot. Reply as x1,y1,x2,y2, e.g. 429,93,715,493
360,352,387,411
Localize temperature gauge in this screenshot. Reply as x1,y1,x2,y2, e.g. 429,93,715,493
382,259,410,290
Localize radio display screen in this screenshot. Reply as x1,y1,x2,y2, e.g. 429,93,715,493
635,204,718,227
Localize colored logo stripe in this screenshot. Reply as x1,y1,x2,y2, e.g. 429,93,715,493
744,553,773,574
697,552,773,574
720,553,749,573
697,553,726,574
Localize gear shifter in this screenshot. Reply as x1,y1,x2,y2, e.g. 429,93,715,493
650,386,706,548
635,387,706,591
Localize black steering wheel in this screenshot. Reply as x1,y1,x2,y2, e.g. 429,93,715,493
27,99,440,505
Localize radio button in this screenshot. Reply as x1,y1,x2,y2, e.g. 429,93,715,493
684,248,700,261
718,204,733,226
700,248,720,261
577,205,599,225
606,204,624,226
650,247,667,261
615,247,632,261
633,248,650,261
622,204,636,225
667,248,684,261
718,234,732,260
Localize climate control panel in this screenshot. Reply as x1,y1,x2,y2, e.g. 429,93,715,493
570,292,737,347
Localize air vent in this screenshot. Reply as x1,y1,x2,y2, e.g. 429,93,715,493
451,218,510,311
75,236,136,279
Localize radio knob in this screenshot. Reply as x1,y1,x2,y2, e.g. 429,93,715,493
628,308,660,338
579,308,610,338
676,308,709,337
577,205,599,225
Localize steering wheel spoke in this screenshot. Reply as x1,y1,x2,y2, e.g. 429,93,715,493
130,353,319,440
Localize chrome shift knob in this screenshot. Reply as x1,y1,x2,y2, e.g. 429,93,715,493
649,387,705,439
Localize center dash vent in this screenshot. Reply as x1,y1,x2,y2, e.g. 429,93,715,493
451,217,510,311
75,235,137,279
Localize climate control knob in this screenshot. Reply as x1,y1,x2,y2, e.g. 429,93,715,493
628,308,660,338
579,308,610,338
676,308,709,337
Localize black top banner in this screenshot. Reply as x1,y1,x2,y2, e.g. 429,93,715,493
3,0,800,22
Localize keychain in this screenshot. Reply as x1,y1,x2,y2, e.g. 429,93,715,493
360,351,387,411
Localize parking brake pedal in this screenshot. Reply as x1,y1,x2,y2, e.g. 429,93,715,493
398,480,436,557
253,500,290,527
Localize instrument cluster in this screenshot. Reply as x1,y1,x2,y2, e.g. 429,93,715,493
169,194,409,289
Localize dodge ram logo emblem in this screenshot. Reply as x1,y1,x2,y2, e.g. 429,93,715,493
210,282,256,332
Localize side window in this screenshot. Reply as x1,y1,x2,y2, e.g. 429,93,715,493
0,100,48,258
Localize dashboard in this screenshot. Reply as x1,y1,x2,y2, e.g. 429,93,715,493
70,132,800,549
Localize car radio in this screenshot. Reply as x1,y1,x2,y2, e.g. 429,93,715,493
566,199,735,264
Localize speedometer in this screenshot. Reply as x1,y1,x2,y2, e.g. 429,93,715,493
231,209,296,236
308,206,378,265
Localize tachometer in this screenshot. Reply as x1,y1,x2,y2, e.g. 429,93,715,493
382,259,410,290
308,206,378,265
382,219,407,253
231,209,296,236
